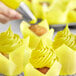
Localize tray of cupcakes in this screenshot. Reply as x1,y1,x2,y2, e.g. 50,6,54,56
20,20,76,76
0,20,76,76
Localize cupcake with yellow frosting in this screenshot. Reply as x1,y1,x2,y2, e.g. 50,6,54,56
53,25,76,50
30,0,71,24
44,0,71,24
53,25,76,75
20,20,53,50
31,0,54,19
24,0,76,24
30,44,58,74
0,26,29,76
24,36,61,76
67,0,76,23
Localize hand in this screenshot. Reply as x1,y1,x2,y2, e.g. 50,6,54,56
0,2,22,24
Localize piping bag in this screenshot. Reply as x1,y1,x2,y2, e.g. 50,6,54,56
1,0,37,24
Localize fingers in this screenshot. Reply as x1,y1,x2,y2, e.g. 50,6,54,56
0,14,10,24
5,9,22,20
0,2,22,24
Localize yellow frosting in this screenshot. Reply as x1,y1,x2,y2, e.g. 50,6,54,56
53,25,76,50
0,26,25,54
30,47,57,68
1,0,22,9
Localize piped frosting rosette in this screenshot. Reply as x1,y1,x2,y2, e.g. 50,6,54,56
0,26,29,75
24,30,61,76
53,25,76,50
20,20,53,50
53,25,76,75
30,43,56,68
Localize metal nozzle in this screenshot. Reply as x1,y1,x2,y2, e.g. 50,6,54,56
16,2,37,23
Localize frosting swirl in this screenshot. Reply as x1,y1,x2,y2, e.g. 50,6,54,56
53,25,76,50
30,47,56,68
0,26,25,54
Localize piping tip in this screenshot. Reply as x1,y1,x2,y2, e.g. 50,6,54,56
16,2,37,24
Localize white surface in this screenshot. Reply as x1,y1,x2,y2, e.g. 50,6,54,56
0,20,23,38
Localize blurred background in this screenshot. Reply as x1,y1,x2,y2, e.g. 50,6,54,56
0,0,76,38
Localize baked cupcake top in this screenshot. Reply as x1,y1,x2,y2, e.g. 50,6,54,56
53,25,76,50
29,25,47,36
0,26,26,54
20,20,53,50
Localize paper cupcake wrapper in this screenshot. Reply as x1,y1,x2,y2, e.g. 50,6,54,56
44,0,71,24
31,0,55,19
0,45,25,76
31,0,71,24
20,20,54,50
24,60,61,76
31,0,76,24
55,44,76,75
0,37,30,76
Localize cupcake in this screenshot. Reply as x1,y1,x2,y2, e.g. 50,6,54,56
31,0,53,19
44,0,71,24
20,20,53,50
24,0,76,24
0,26,29,75
24,35,61,76
53,25,76,50
30,0,71,24
66,0,76,23
53,25,76,75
